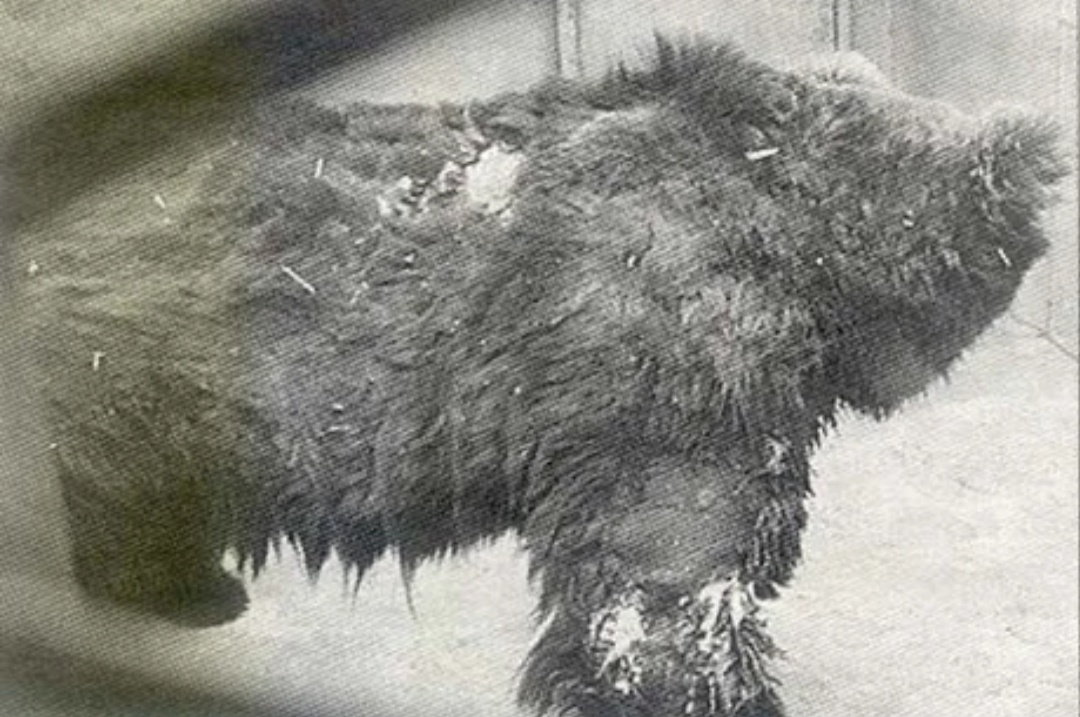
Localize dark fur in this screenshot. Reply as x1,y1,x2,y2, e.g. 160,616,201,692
28,38,1066,715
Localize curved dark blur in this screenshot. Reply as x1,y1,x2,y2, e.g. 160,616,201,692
0,2,487,716
2,0,483,231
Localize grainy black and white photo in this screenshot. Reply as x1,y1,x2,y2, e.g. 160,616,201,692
1,2,1076,716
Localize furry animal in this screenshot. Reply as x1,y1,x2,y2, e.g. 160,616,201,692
27,38,1066,717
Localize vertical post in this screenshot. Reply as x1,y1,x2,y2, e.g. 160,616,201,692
843,0,895,78
832,0,853,51
555,0,585,79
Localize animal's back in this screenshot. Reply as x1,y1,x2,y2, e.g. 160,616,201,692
24,97,515,608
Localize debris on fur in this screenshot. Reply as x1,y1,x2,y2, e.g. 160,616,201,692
373,107,522,221
762,436,793,477
587,579,782,716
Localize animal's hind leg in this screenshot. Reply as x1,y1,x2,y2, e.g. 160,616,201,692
53,375,250,628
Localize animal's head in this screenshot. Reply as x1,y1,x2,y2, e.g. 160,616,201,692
559,40,1064,416
779,70,1069,415
633,39,1070,418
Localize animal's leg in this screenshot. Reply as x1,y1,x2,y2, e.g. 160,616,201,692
522,581,787,717
53,375,251,628
519,444,809,716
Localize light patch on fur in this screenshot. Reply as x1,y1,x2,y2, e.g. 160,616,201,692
694,581,728,641
589,588,647,694
763,435,792,475
567,107,657,147
464,143,522,217
374,145,521,221
695,578,751,647
588,578,778,715
686,579,776,716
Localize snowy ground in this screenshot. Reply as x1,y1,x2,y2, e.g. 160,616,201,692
774,328,1078,717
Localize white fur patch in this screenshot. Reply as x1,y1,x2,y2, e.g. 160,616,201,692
373,144,521,221
463,144,522,216
589,589,647,694
589,578,763,707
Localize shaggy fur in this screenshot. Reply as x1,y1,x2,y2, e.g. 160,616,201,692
28,38,1066,716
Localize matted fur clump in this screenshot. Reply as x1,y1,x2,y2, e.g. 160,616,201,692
29,38,1066,716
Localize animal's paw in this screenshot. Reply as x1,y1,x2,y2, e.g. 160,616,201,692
586,578,784,716
79,563,250,629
